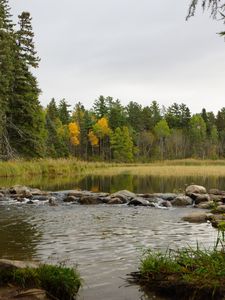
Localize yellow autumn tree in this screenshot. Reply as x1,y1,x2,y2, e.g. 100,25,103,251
93,117,110,138
88,130,99,147
68,122,80,145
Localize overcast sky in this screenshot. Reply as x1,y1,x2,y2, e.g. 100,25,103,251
10,0,225,113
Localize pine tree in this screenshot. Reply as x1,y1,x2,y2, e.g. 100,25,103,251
58,99,71,124
0,0,15,158
6,11,46,157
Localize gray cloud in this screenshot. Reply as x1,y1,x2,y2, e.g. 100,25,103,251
10,0,225,113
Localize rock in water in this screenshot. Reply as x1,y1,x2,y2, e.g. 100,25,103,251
182,212,211,223
128,198,150,206
171,196,192,206
185,185,207,196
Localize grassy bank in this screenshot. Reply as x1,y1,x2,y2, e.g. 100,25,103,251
0,264,81,300
131,246,225,300
1,158,225,179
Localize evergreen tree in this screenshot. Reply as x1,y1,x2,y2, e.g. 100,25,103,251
110,126,134,162
0,0,14,158
58,99,71,124
93,95,108,118
108,98,127,130
6,11,46,157
46,98,59,121
126,101,143,132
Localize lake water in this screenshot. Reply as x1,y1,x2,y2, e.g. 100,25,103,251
0,174,220,299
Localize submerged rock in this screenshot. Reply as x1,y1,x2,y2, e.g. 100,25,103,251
182,212,211,223
78,196,104,205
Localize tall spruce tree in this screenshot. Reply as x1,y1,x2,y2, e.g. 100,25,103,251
6,11,46,157
0,0,15,158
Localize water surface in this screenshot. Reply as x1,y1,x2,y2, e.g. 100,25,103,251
0,202,217,300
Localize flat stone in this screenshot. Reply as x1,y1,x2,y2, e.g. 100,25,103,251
182,212,211,223
0,259,39,270
15,288,49,299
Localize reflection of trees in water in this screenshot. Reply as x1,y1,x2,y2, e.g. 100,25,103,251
0,215,42,260
79,175,225,193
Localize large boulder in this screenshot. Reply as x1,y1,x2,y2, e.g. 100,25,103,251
185,185,207,196
110,190,136,203
171,195,192,207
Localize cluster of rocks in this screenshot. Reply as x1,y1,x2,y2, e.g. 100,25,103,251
1,184,225,227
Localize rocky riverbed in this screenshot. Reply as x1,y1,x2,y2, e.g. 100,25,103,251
1,184,225,228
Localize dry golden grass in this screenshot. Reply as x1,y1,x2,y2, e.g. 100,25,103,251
0,158,225,179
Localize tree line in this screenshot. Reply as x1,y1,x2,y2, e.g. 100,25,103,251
1,1,225,162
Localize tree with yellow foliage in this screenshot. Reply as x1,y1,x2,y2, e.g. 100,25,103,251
68,122,80,146
92,117,111,159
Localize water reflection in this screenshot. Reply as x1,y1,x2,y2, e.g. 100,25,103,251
0,207,42,260
1,174,225,193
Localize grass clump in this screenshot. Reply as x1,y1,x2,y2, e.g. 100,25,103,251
134,246,225,299
0,264,81,300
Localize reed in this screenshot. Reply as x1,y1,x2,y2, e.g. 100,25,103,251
0,158,225,179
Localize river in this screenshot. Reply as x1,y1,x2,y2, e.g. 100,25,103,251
0,175,219,299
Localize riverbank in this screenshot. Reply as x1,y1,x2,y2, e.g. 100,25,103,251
130,245,225,300
1,159,225,180
0,259,81,300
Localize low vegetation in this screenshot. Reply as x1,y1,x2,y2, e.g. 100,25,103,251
132,227,225,300
0,264,81,300
1,159,225,180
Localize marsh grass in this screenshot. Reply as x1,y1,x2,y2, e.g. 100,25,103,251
1,158,225,180
0,264,81,300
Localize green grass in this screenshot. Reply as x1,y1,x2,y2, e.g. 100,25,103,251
136,246,225,299
0,264,81,300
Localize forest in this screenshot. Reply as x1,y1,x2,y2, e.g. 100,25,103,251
0,0,225,163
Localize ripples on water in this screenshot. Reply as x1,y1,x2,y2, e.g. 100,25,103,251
0,203,217,300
